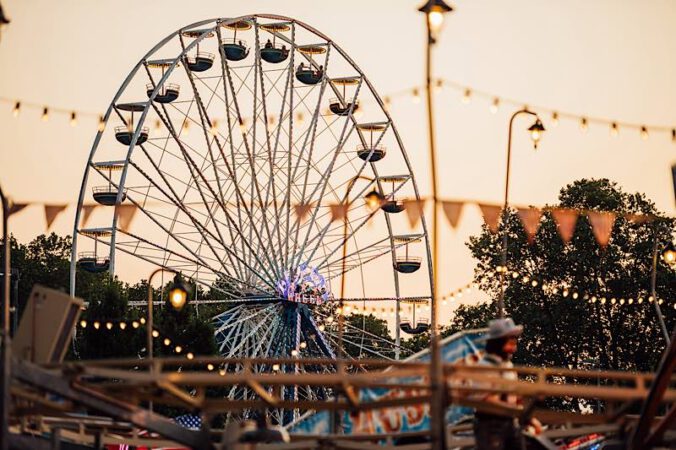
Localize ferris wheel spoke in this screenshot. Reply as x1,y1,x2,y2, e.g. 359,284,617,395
175,61,255,281
220,56,284,282
116,228,262,296
125,156,259,284
289,104,362,269
311,177,409,269
212,34,286,282
287,61,332,266
118,184,233,279
321,236,414,281
223,307,279,358
298,176,377,266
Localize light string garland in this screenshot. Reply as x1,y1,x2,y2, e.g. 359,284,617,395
78,316,195,360
3,77,674,141
491,265,670,308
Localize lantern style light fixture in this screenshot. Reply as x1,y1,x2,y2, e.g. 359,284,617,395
168,273,190,311
364,190,384,210
662,242,676,266
528,118,546,149
418,0,453,43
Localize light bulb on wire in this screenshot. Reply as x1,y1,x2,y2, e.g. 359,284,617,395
580,117,588,132
551,112,559,127
70,112,78,127
412,88,421,104
640,126,649,140
610,122,618,137
41,107,49,122
12,101,20,118
461,88,471,104
490,98,499,114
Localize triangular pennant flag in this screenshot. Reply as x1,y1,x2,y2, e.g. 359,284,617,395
403,199,426,229
517,207,543,244
329,203,349,222
116,204,138,232
441,201,464,229
8,203,28,216
81,205,97,227
588,211,616,249
625,213,653,224
478,204,502,233
551,208,579,244
294,203,312,222
44,204,68,230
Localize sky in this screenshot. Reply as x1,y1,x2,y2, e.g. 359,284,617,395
0,0,674,322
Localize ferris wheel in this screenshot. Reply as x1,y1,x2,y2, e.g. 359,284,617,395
70,14,433,422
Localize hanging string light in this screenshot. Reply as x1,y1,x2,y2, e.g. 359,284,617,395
490,97,500,114
70,111,78,127
2,81,673,141
210,119,219,136
496,266,667,308
411,88,421,104
610,122,619,137
97,115,105,132
461,88,472,104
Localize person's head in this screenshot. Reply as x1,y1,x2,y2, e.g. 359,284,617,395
482,317,523,360
485,336,518,360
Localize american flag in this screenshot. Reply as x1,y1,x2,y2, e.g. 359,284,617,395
174,414,202,431
104,414,201,449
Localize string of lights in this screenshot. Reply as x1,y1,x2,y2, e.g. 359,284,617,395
3,76,674,141
492,265,670,308
77,316,196,360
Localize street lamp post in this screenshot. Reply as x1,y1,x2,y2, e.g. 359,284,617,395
146,269,189,370
418,1,453,449
650,227,673,344
0,184,10,450
497,108,545,318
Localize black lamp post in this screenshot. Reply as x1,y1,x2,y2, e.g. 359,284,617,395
418,1,453,449
497,109,545,318
146,269,189,369
0,2,10,43
0,184,10,450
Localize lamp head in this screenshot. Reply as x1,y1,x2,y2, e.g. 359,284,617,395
418,0,453,40
528,118,546,149
168,273,190,310
662,242,676,266
364,190,384,210
0,4,10,28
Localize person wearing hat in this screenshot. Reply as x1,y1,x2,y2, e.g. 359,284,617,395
472,317,542,450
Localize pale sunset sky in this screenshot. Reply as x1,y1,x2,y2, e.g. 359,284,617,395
0,0,674,321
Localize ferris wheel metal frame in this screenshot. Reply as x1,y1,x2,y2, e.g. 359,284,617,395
69,13,434,422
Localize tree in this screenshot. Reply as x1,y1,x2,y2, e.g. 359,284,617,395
456,179,675,377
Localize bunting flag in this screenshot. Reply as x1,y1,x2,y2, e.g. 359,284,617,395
625,213,652,224
116,204,138,232
44,204,68,229
403,199,426,229
441,201,464,229
478,204,502,234
294,203,312,222
588,211,616,249
8,203,28,216
551,208,579,244
81,204,97,227
517,207,543,244
329,204,349,222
